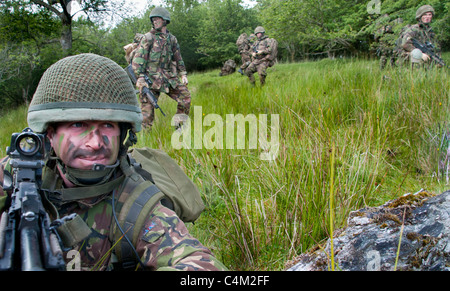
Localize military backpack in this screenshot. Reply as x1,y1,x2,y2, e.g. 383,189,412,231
112,147,205,269
266,38,278,67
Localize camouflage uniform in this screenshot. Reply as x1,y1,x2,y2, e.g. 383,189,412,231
132,29,191,129
395,5,440,67
396,24,440,64
219,59,236,76
372,15,403,69
245,27,274,86
0,159,227,271
0,53,227,271
236,33,256,74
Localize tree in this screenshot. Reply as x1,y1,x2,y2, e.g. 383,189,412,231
162,0,205,70
195,0,258,67
0,2,60,107
257,0,367,60
0,0,132,51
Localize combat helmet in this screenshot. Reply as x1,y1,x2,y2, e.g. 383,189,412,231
149,7,171,24
415,5,434,21
254,26,265,34
28,53,143,188
28,53,142,134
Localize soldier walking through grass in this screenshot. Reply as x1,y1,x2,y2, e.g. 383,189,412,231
244,26,277,86
132,7,191,129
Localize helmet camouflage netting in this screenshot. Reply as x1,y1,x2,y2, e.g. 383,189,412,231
28,53,142,133
149,7,171,23
415,5,435,21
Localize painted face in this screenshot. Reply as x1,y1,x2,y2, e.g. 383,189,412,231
421,12,433,24
152,16,165,30
47,121,121,170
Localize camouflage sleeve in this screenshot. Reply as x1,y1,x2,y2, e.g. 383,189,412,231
132,36,151,78
0,157,10,211
136,202,228,271
262,39,272,56
401,27,417,52
170,35,187,76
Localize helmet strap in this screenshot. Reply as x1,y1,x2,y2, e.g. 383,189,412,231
56,159,119,187
49,123,135,188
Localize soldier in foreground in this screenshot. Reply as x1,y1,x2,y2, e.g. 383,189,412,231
244,26,277,86
0,53,227,271
132,7,191,129
395,5,441,68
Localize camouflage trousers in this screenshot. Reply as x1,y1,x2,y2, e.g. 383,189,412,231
140,85,191,129
240,52,252,70
380,55,396,70
245,59,269,85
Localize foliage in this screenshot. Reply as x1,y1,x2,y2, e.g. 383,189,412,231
0,2,60,109
2,57,449,270
256,0,450,60
1,0,449,119
194,0,258,68
136,57,450,270
256,0,368,59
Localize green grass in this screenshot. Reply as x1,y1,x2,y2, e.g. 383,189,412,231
1,56,449,270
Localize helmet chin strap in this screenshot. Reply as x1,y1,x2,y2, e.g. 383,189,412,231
53,124,137,188
57,160,120,187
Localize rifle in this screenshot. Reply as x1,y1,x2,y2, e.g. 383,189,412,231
0,128,65,271
125,65,166,117
412,38,449,68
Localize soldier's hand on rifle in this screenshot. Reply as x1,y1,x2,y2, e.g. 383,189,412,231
421,53,430,62
136,77,149,93
181,75,188,85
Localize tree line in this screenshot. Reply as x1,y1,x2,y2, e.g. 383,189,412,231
0,0,449,110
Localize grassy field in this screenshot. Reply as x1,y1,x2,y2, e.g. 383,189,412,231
1,56,449,270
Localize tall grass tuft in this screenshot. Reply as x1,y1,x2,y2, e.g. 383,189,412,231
1,56,449,270
0,107,28,157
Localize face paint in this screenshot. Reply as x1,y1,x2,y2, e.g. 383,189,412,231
48,121,121,170
53,133,65,157
106,135,120,165
102,135,110,146
79,125,96,139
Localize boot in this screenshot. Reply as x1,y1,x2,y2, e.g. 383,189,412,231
260,75,266,86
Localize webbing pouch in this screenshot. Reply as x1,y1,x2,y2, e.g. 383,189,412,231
53,214,92,249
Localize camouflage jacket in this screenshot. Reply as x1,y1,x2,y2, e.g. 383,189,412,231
132,29,187,93
0,157,227,271
251,36,272,62
397,22,440,57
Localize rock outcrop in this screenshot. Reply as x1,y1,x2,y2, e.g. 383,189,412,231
287,190,450,271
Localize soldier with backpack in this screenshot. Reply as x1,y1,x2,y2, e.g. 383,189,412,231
131,7,191,130
236,33,256,75
219,59,237,76
244,26,278,86
0,53,227,271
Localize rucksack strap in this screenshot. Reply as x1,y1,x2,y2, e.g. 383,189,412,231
115,180,166,270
